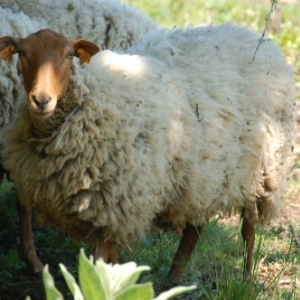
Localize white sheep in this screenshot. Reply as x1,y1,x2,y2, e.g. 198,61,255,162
0,0,157,50
0,2,156,273
0,25,295,281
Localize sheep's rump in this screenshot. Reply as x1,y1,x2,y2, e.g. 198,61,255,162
0,0,157,50
3,24,295,246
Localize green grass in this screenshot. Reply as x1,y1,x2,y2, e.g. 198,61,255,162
116,219,300,299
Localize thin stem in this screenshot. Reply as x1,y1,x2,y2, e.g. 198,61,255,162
252,0,277,61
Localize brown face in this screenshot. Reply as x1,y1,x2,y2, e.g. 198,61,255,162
17,30,75,118
0,28,100,120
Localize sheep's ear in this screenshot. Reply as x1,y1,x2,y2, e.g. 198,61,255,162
71,39,100,65
0,36,18,61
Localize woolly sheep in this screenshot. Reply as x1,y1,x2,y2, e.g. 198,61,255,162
0,25,295,281
0,0,157,50
0,2,156,273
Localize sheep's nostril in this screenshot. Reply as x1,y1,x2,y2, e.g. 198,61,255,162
31,95,51,109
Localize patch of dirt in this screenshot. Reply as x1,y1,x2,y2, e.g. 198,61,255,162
0,276,72,300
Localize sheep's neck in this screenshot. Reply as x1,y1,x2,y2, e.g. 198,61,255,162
30,102,78,137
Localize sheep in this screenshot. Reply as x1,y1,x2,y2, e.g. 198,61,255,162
0,25,295,282
0,0,157,51
0,2,156,273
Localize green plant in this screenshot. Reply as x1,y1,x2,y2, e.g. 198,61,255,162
41,249,196,300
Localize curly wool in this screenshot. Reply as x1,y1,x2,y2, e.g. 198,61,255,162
0,0,157,51
2,24,295,247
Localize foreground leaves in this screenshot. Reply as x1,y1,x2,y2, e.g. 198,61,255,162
42,249,196,300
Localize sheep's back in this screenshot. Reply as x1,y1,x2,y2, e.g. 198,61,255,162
0,0,157,50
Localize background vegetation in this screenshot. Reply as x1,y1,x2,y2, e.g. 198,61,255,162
0,0,299,299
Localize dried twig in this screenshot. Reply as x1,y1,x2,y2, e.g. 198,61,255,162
289,224,300,247
252,0,278,61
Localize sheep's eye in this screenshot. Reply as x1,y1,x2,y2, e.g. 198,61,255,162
67,53,75,59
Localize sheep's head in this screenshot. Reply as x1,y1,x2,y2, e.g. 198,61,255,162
0,29,100,118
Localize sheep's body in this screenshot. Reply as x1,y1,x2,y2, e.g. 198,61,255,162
2,25,295,248
0,0,157,51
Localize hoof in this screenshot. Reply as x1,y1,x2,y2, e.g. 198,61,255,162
26,258,44,275
18,248,44,274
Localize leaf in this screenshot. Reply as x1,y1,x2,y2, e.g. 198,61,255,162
154,285,197,300
93,256,113,297
78,249,107,300
110,262,150,293
140,274,155,284
42,265,63,300
115,283,154,300
6,249,18,268
59,263,84,300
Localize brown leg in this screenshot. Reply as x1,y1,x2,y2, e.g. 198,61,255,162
17,201,44,273
93,235,118,264
168,224,203,282
241,216,255,275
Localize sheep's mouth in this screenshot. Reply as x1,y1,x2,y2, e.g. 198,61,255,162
30,108,55,118
28,100,57,118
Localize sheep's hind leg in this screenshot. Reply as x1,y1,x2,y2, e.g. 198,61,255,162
17,201,44,274
241,215,255,275
168,224,203,282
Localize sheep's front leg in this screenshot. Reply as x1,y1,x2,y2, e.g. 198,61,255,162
168,224,203,282
93,235,118,264
241,216,255,275
17,201,44,273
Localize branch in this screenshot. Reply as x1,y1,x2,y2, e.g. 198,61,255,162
252,0,278,61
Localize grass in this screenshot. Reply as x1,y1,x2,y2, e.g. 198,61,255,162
1,0,300,299
117,219,300,299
